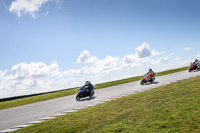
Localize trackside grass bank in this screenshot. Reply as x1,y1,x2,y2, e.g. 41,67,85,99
0,66,189,110
14,74,200,133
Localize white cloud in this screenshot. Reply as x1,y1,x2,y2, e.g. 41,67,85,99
197,53,200,58
175,57,181,61
76,43,164,73
169,53,174,56
77,50,89,63
159,56,169,62
136,42,152,58
11,61,59,79
122,54,139,68
123,54,137,64
121,42,164,68
0,61,61,98
71,55,121,80
87,56,98,63
175,59,192,68
152,49,165,56
153,56,169,64
135,42,164,58
9,0,60,18
77,50,98,63
9,0,49,17
61,66,89,77
90,55,120,74
184,47,191,50
0,70,7,77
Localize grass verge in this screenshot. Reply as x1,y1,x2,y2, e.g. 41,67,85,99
14,75,200,133
0,66,189,110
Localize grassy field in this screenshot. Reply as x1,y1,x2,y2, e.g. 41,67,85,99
0,66,189,110
14,74,200,133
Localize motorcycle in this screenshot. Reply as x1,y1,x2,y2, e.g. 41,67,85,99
76,85,96,101
141,73,156,85
189,62,200,72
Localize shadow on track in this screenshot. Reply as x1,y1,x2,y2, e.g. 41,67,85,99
77,96,97,102
189,70,199,73
145,82,159,85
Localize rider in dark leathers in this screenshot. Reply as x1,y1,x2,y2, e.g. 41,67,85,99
83,81,94,93
194,59,200,69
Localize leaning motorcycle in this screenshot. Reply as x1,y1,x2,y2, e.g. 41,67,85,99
189,62,200,72
76,85,96,101
141,73,156,85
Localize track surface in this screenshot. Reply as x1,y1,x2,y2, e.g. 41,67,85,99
0,70,200,132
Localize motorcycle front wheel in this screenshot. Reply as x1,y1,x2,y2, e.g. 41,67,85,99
189,68,192,72
141,80,145,85
76,95,81,101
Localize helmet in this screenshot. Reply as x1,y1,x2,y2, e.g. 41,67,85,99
85,81,90,85
149,68,152,72
195,59,198,62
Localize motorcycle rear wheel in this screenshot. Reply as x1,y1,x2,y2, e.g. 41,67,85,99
89,90,94,98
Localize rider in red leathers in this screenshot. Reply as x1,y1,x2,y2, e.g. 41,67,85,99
147,68,155,81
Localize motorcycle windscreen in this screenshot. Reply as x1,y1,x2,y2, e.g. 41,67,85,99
93,85,96,89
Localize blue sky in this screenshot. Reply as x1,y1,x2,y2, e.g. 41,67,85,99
0,0,200,98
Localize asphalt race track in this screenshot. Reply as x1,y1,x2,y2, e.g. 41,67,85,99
0,70,200,132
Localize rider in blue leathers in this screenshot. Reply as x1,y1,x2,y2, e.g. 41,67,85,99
83,81,94,93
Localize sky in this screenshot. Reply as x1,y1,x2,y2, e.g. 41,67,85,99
0,0,200,98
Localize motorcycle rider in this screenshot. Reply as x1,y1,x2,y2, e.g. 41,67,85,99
147,68,155,81
195,59,200,69
83,81,94,94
